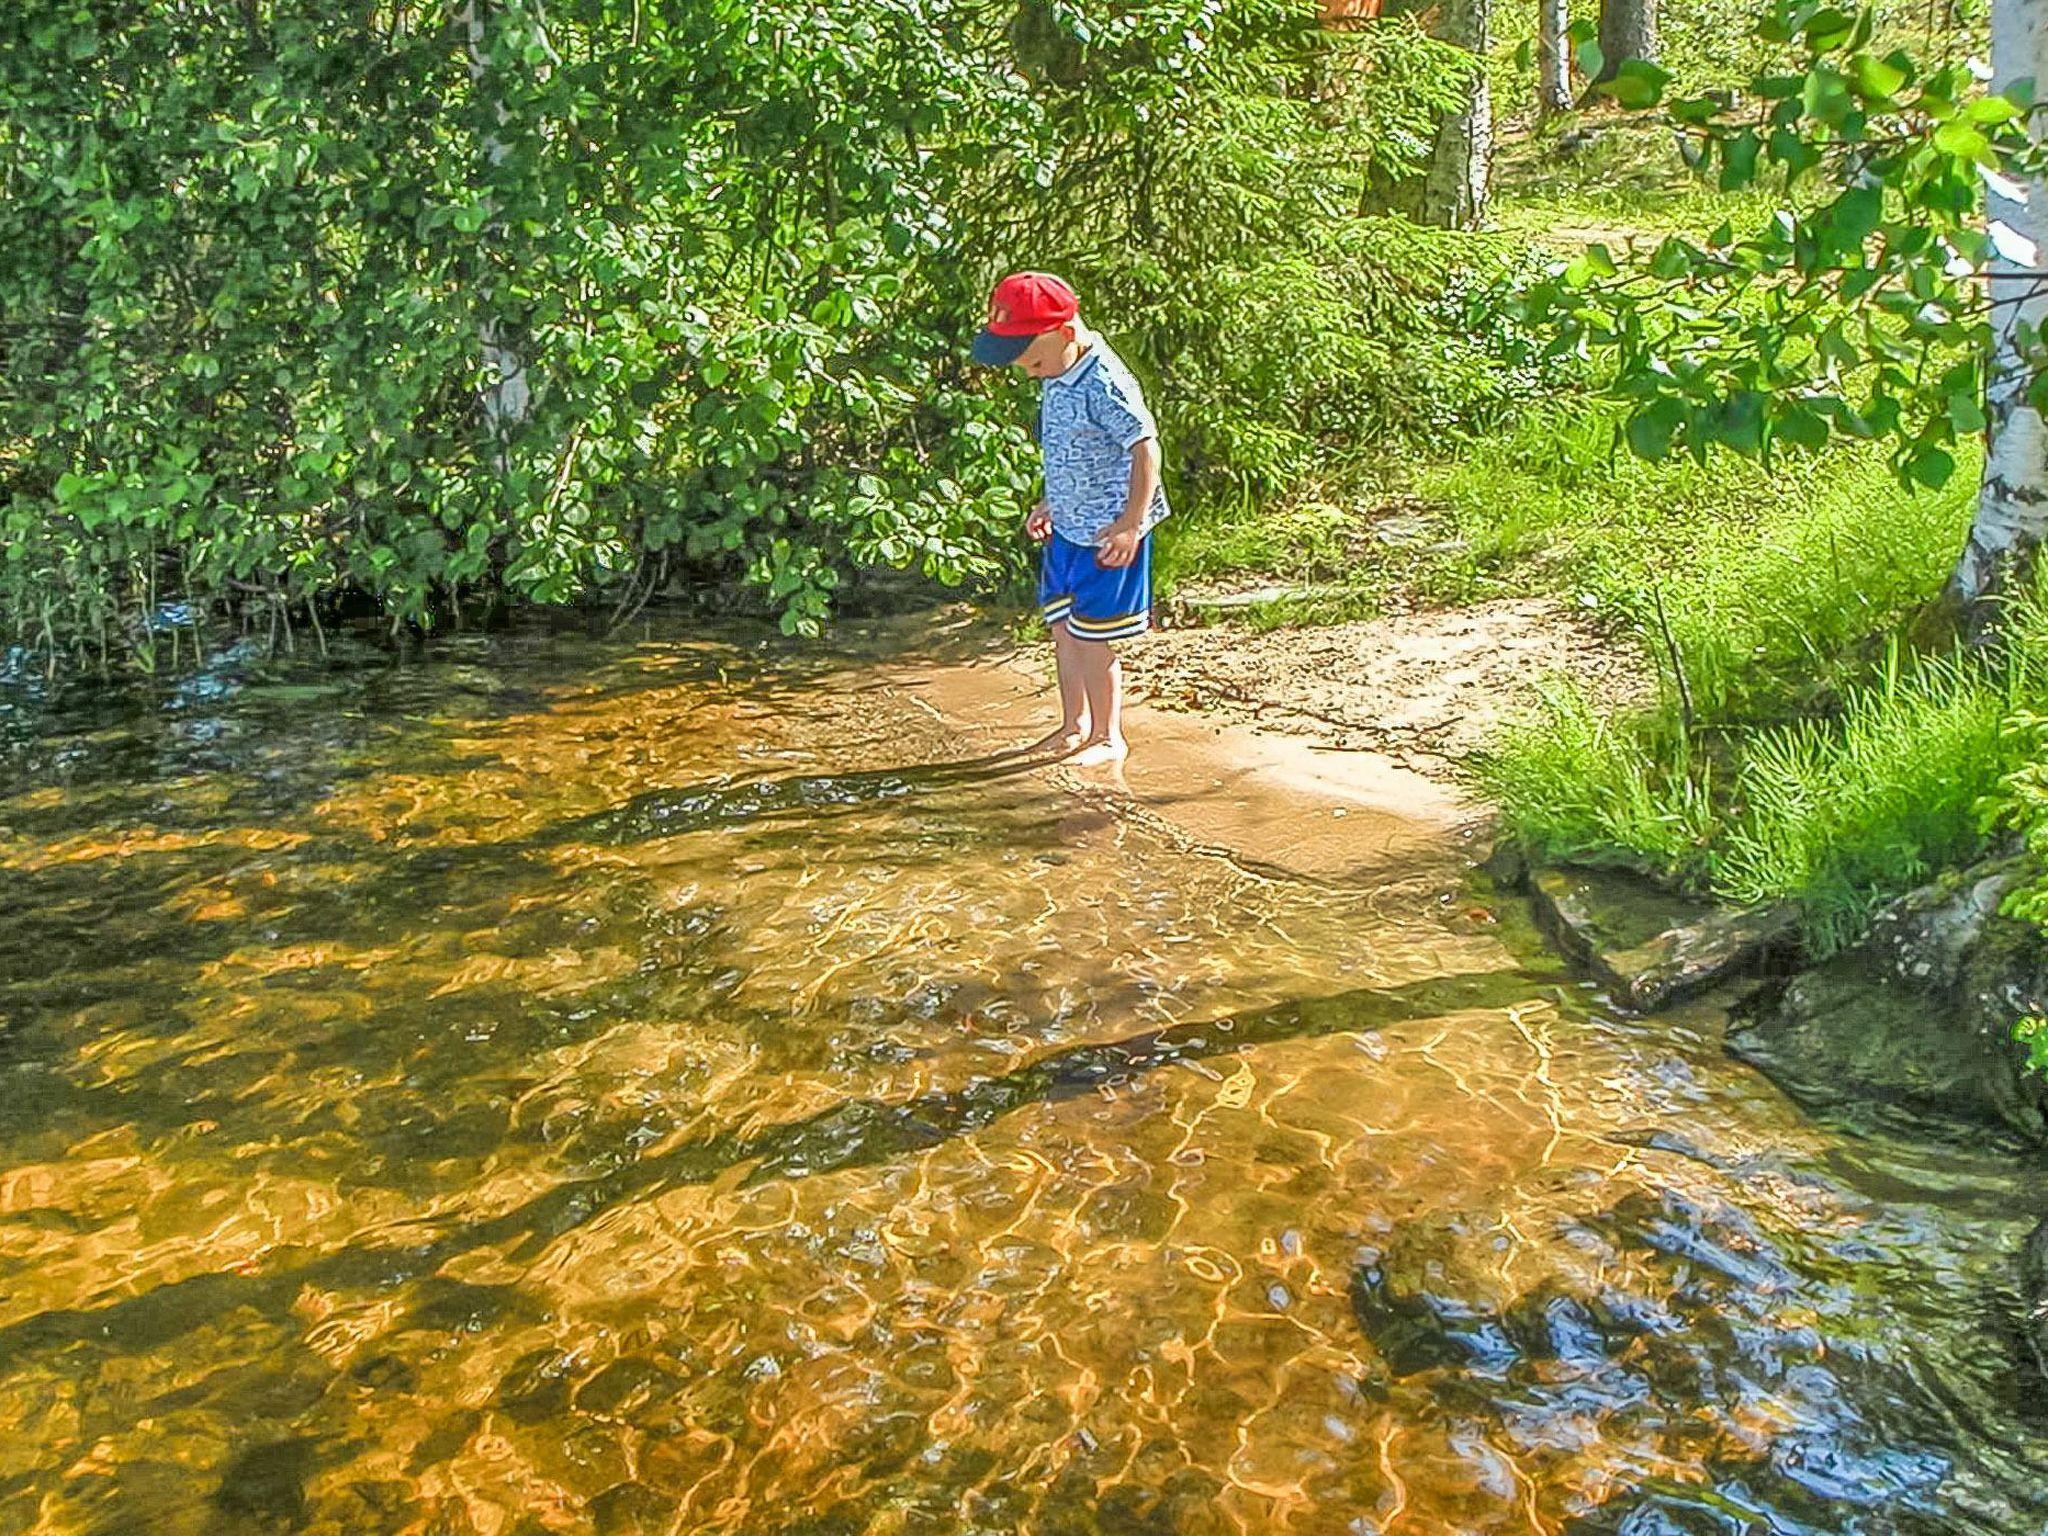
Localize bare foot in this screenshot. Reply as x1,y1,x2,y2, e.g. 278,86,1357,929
1024,725,1087,756
1070,736,1129,767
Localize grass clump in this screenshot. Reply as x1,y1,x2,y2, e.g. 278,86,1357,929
1419,400,1976,707
1476,685,1715,873
1487,643,2038,954
1715,642,2037,952
1485,605,2046,956
1635,452,1976,720
1413,401,1793,586
1157,498,1361,591
1467,399,2003,952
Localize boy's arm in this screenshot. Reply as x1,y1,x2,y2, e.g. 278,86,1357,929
1096,437,1158,569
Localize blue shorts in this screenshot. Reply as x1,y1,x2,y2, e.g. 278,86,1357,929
1038,533,1152,643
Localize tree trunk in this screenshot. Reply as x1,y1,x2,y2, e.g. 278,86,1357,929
1420,0,1491,229
1537,0,1571,118
1594,0,1657,81
1946,0,2048,626
454,0,533,459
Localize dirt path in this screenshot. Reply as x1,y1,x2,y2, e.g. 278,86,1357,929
1120,596,1649,774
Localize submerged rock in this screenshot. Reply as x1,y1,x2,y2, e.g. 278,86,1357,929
1604,902,1801,1013
1350,1260,1520,1379
2027,1219,2048,1379
1480,836,1529,891
1343,1190,1953,1530
1726,859,2048,1144
212,1436,318,1525
1527,863,1797,1012
2015,1220,2048,1392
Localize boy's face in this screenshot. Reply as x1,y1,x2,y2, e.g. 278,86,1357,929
1013,324,1079,379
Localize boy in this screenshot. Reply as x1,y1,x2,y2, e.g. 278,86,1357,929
971,272,1168,765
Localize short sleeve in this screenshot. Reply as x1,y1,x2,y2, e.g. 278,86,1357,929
1088,363,1158,448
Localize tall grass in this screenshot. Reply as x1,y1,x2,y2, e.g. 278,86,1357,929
1477,684,1714,874
1488,117,1785,249
1487,610,2048,955
1716,640,2040,952
1156,499,1358,590
1422,403,1978,714
1627,453,1977,721
1415,402,1795,580
1469,404,2016,952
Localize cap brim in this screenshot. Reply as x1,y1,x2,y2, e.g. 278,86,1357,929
971,328,1035,366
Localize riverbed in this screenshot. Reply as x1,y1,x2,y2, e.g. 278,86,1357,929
1,615,2043,1535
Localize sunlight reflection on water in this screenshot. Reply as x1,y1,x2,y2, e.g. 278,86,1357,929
0,621,2042,1536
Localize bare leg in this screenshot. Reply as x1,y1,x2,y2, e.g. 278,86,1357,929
1071,639,1128,765
1026,620,1088,754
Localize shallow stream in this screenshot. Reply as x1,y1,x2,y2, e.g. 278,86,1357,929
0,620,2043,1535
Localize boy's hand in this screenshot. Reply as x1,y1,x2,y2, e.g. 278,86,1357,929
1096,524,1140,569
1025,502,1052,544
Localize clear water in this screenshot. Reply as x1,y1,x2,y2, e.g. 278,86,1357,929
0,621,2043,1536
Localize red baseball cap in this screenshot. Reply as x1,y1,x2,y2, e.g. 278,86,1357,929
971,272,1078,365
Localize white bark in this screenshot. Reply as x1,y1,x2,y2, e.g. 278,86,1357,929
455,0,532,449
1422,0,1492,229
1952,0,2048,610
1537,0,1571,118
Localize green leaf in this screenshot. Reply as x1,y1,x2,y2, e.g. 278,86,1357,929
1933,120,1990,159
1625,399,1683,460
1801,8,1857,48
1829,183,1883,244
1775,405,1830,449
1648,238,1693,279
1851,53,1906,101
1709,391,1766,455
1600,60,1672,111
1967,93,2024,124
1719,130,1761,191
1906,444,1955,489
1801,67,1852,124
1563,243,1618,286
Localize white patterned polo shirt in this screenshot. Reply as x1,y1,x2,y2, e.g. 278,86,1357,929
1039,337,1170,545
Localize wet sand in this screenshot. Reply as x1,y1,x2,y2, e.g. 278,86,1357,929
899,629,1482,887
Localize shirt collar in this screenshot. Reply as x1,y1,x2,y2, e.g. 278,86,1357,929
1043,331,1101,389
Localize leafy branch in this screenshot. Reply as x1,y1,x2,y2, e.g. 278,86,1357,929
1522,0,2038,493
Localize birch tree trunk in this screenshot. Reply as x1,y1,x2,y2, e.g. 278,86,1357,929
1947,0,2048,622
1594,0,1657,81
1420,0,1491,229
455,0,533,460
1537,0,1571,119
